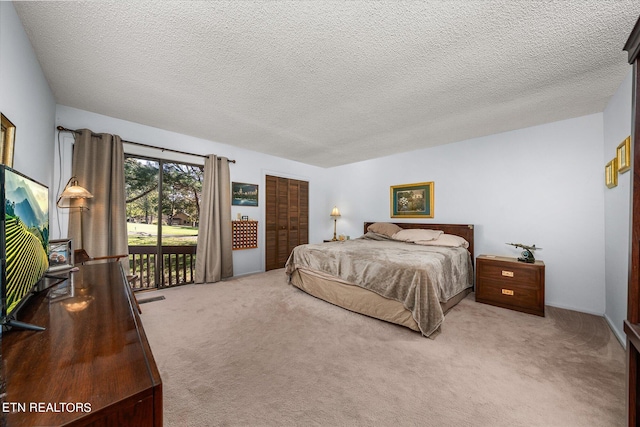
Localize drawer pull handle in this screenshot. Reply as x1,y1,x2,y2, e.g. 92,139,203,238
501,270,514,277
502,289,514,296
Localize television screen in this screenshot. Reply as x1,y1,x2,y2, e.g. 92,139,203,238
1,166,49,328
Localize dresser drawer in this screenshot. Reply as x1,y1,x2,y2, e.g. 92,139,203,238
475,279,543,315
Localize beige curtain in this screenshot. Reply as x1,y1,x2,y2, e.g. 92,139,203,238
195,155,233,283
68,129,128,271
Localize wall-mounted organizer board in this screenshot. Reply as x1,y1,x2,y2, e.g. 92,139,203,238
232,220,258,250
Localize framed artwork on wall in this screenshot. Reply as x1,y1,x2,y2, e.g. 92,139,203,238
0,113,15,167
617,136,631,174
390,181,434,218
605,158,618,189
232,182,258,206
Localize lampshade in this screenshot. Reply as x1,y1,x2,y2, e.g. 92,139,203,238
56,176,93,208
60,184,93,199
330,206,341,218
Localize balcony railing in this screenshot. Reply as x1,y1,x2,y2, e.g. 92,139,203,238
128,245,196,290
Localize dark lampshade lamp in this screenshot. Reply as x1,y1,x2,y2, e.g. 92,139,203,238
57,176,93,249
330,206,341,241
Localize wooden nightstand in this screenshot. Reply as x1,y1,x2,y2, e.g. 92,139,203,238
475,255,545,316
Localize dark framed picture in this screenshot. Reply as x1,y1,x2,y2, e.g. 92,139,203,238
390,181,434,218
232,182,258,206
48,239,73,272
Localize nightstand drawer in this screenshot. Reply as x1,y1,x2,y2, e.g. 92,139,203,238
475,279,543,315
476,261,540,285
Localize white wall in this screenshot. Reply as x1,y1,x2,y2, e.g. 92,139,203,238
0,1,55,191
55,105,329,276
603,69,633,344
327,114,607,315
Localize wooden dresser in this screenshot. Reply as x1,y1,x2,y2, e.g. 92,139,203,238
1,262,162,426
475,255,545,316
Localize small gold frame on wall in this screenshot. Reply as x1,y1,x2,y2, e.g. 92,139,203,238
0,114,15,168
606,158,618,189
390,181,434,218
617,136,631,174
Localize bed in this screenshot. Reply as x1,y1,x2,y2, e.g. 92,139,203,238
284,222,474,337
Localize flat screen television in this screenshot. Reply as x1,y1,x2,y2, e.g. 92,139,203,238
0,165,49,331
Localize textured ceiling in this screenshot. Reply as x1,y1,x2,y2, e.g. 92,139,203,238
13,1,640,168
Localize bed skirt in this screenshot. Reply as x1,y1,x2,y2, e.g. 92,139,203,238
289,268,471,335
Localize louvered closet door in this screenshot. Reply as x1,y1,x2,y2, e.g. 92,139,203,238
299,182,309,245
265,175,278,271
288,181,299,254
265,175,309,271
277,178,289,266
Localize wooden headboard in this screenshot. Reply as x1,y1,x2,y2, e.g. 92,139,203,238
364,222,475,261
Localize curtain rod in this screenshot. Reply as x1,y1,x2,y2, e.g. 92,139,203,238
56,126,236,163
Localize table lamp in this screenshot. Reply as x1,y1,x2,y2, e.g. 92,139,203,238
330,206,341,241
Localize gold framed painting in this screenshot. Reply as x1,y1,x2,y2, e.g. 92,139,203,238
390,181,434,218
0,113,15,167
606,158,618,189
617,136,631,173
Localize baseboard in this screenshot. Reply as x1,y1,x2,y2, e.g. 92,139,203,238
604,313,626,349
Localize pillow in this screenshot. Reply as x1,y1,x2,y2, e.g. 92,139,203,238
415,233,469,248
362,231,395,241
367,222,403,238
391,228,444,242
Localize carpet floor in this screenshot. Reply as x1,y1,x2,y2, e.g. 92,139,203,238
140,269,625,426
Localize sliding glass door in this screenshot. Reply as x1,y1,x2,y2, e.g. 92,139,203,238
125,155,203,289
